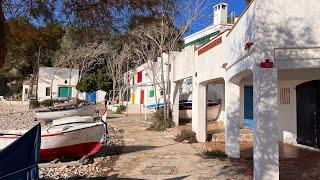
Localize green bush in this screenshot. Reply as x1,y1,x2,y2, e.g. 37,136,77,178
40,99,54,107
29,100,39,109
115,107,123,114
115,105,126,114
202,149,227,159
119,105,126,111
148,109,174,131
175,129,197,143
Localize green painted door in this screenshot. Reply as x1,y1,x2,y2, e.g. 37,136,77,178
58,87,72,98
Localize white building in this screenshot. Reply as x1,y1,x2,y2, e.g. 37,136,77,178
184,3,233,47
22,67,79,101
125,53,175,109
172,1,320,179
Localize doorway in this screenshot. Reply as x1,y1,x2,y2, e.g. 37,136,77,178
296,80,320,148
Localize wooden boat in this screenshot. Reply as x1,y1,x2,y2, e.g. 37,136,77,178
35,103,96,123
0,117,107,161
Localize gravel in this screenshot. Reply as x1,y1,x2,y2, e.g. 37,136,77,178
0,102,38,130
40,125,124,179
0,102,125,179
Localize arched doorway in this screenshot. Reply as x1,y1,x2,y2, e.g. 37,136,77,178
296,80,320,148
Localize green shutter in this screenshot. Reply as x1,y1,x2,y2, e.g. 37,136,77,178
149,90,155,98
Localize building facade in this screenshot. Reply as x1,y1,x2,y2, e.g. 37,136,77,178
172,1,320,179
22,67,80,102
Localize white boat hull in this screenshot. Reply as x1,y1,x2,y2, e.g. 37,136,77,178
36,105,96,123
0,122,106,161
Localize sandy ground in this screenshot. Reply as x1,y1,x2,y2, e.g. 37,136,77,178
3,103,320,179
105,116,252,180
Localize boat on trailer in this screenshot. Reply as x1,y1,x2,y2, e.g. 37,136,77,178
0,113,108,161
35,103,96,123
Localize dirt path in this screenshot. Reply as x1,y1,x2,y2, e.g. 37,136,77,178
106,115,252,180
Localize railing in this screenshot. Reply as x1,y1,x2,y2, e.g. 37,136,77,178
273,46,320,67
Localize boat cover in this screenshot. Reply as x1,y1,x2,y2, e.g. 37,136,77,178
0,124,41,180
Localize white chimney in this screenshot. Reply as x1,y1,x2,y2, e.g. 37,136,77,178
213,3,228,26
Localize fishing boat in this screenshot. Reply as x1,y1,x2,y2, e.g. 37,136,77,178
35,103,96,123
0,116,107,161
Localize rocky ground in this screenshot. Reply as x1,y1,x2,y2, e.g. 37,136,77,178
0,103,252,179
0,102,37,130
39,123,125,179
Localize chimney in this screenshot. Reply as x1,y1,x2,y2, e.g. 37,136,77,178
213,3,228,26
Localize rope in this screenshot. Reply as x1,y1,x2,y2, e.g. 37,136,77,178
0,164,38,179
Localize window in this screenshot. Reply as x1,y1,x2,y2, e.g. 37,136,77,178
279,87,290,104
64,80,68,84
222,4,226,9
24,88,28,95
46,87,51,96
149,90,155,98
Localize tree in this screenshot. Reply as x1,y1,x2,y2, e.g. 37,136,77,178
129,30,161,108
0,2,6,68
106,43,132,103
76,73,112,93
0,0,173,67
56,42,108,99
130,0,209,120
0,0,56,67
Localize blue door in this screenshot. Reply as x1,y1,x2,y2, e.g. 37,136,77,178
244,86,254,130
86,91,97,103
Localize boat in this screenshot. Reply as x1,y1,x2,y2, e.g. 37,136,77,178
35,103,96,123
0,116,107,161
0,124,41,179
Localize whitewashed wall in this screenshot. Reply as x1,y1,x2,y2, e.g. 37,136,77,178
255,0,320,69
173,46,195,82
37,67,79,101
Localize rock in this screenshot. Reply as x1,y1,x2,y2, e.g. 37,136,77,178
182,140,190,143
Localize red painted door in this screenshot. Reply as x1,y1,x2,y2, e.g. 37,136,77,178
137,71,142,83
140,90,144,104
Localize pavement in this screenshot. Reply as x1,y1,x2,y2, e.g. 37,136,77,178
105,115,252,179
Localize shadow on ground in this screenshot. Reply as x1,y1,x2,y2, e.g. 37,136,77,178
64,174,190,180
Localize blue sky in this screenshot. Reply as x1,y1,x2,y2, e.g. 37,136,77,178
185,0,247,36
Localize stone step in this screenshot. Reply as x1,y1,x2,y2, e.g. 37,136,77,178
211,129,253,142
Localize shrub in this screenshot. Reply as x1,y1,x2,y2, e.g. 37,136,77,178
118,105,126,112
148,109,174,131
202,149,227,159
115,107,123,114
29,100,39,109
40,99,54,107
175,129,197,143
115,105,126,114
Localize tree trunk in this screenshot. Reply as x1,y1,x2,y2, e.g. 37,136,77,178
0,2,6,68
153,77,158,110
160,53,167,121
166,52,172,119
50,70,56,100
35,46,41,100
29,67,36,99
68,68,73,100
112,78,116,104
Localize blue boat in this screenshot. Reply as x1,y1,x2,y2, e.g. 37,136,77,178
0,124,41,180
